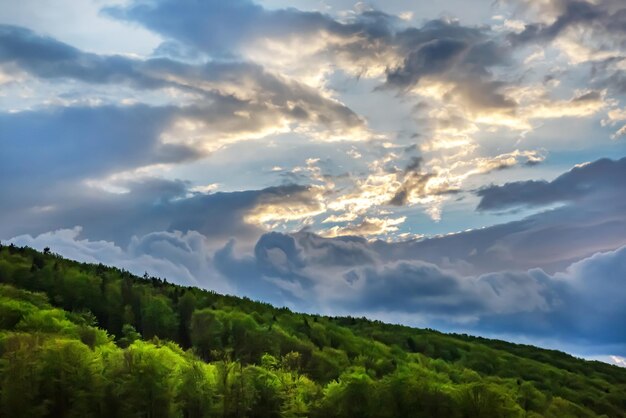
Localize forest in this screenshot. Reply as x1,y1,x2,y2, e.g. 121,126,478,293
0,243,625,417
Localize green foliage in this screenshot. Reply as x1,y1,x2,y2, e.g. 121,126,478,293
141,295,178,340
118,324,141,348
0,245,624,417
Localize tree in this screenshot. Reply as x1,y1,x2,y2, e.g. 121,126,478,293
176,360,218,418
37,339,104,418
517,381,547,414
106,341,182,418
458,383,523,418
118,323,141,348
177,291,197,349
190,309,224,361
0,334,47,418
141,295,178,340
316,369,377,418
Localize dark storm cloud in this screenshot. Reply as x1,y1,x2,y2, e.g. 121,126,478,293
279,232,377,267
342,263,560,319
349,261,472,314
476,157,626,211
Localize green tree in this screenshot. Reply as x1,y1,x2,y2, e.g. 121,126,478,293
141,295,178,340
190,309,224,360
37,339,104,418
105,341,182,418
176,360,218,418
118,323,141,348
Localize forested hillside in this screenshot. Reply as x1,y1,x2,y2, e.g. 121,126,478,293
0,244,625,417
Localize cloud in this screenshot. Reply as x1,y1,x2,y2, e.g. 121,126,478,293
507,0,626,94
106,0,513,101
105,0,341,58
0,25,162,88
2,5,589,231
244,188,326,229
385,21,514,112
0,24,368,144
510,0,626,46
338,261,555,318
14,222,626,354
471,245,626,348
388,157,435,206
0,105,201,219
227,156,626,283
6,227,230,291
476,156,626,211
0,104,191,176
214,228,626,353
0,165,325,250
105,0,413,60
321,216,406,237
602,106,626,138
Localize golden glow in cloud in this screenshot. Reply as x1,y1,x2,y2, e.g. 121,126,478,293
244,185,327,229
321,216,406,237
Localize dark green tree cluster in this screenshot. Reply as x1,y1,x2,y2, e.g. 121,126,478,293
0,244,625,417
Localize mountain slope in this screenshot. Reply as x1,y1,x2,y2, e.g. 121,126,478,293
0,243,625,417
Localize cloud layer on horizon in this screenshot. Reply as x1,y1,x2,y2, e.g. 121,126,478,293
9,220,626,356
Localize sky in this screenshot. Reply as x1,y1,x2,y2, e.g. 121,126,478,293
1,0,626,365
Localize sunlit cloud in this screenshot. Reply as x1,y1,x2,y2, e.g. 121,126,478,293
320,216,406,237
243,185,327,228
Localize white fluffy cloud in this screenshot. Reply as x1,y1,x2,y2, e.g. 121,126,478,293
8,224,626,357
7,227,231,292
